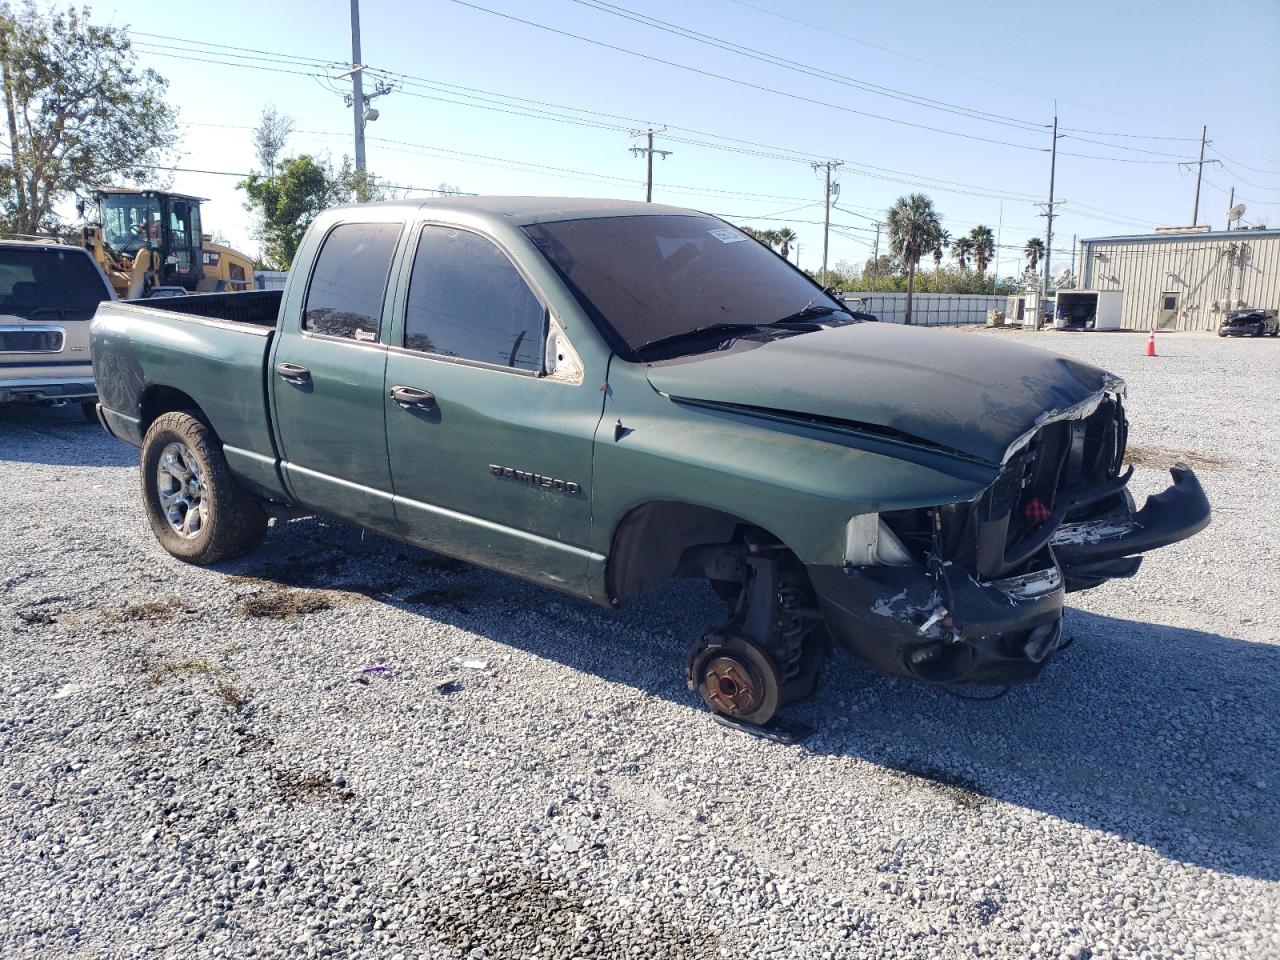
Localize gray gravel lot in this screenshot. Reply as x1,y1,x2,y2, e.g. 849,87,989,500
1,328,1277,959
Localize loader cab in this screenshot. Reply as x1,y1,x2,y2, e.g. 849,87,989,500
95,189,205,292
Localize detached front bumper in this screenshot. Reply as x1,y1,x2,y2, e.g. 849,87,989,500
809,465,1211,686
1052,463,1211,591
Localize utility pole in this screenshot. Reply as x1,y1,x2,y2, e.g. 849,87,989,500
995,201,1004,281
1227,186,1234,231
1192,125,1207,227
1039,113,1059,329
349,0,365,185
872,221,881,273
630,128,672,203
1070,234,1077,285
339,0,393,202
812,160,843,286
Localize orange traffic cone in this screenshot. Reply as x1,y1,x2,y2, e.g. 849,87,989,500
1145,326,1157,357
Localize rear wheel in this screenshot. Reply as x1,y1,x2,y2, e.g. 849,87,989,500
140,410,267,563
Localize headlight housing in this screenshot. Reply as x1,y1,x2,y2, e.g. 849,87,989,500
844,514,915,566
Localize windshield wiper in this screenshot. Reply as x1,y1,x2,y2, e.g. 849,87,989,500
633,322,776,358
775,304,841,324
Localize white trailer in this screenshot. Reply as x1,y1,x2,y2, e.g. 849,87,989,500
1054,289,1123,331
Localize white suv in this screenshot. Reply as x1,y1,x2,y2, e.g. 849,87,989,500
0,239,115,419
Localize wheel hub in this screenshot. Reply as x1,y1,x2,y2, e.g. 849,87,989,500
702,654,765,717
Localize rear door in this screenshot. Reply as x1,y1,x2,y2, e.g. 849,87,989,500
383,223,601,592
269,218,405,533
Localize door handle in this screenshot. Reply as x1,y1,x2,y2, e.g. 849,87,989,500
390,385,436,409
275,361,311,384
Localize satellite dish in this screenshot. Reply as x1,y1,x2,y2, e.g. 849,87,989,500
1227,203,1246,222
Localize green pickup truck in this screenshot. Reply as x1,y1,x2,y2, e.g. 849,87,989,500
90,198,1210,725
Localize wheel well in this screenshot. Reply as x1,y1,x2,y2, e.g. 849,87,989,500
139,385,203,432
606,501,787,605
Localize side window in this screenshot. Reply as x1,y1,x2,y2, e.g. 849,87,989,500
404,226,544,371
303,222,401,341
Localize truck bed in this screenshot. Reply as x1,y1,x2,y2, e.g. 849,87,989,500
89,292,287,498
121,289,282,327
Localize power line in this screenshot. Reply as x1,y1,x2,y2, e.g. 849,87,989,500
566,0,1047,133
1206,144,1280,177
440,0,1054,153
723,0,1208,134
133,29,1215,236
130,31,344,68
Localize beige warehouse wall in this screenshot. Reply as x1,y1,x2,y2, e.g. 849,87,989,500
1080,234,1280,331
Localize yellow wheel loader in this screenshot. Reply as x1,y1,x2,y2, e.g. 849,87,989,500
82,189,256,299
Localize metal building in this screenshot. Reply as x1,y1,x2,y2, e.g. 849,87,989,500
1078,227,1280,331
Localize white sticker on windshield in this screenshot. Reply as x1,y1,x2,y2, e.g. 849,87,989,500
708,227,747,244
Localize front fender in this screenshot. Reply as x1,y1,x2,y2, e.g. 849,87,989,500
592,363,997,566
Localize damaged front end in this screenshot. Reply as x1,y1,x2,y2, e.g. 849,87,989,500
810,384,1212,686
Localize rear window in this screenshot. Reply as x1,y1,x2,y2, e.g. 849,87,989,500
0,247,110,320
302,222,401,341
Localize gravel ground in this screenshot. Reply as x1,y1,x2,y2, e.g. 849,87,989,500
1,328,1277,959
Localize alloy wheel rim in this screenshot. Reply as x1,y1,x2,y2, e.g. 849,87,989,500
156,441,207,539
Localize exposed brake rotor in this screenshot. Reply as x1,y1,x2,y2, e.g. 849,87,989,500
686,632,782,726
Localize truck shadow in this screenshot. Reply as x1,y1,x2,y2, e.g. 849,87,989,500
0,404,139,468
236,515,1280,883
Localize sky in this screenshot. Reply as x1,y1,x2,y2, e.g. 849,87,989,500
42,0,1280,277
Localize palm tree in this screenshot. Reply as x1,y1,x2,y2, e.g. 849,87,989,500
774,227,798,259
952,236,974,271
969,225,995,274
933,229,951,273
1024,237,1045,274
885,193,941,325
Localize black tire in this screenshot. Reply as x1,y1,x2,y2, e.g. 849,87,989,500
81,401,98,423
140,410,267,563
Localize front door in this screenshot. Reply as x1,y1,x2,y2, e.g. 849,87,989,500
383,224,603,592
270,219,404,532
1158,291,1181,330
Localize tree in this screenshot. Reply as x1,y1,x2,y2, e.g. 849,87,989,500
952,235,974,271
933,229,950,272
0,2,178,235
774,227,797,259
885,193,941,325
252,104,294,177
1024,237,1045,275
969,225,995,273
240,153,390,269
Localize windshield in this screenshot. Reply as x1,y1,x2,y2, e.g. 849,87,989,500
100,193,161,255
522,214,841,358
0,247,110,320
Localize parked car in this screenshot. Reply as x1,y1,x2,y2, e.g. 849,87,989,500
0,238,116,420
90,198,1211,726
1218,308,1278,337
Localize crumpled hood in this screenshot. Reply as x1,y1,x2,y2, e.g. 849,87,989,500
645,323,1117,464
